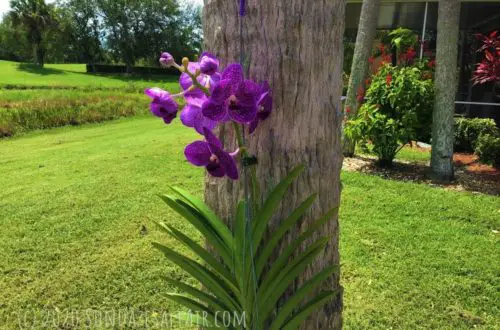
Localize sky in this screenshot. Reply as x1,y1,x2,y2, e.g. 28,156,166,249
0,0,203,16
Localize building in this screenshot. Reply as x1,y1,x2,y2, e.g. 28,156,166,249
345,0,500,122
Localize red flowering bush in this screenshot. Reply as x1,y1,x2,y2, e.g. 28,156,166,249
472,31,500,86
345,64,434,166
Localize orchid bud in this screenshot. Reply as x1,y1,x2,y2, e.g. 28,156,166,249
182,57,190,70
159,52,175,67
199,54,219,76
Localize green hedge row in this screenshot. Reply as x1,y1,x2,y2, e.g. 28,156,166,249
0,96,149,138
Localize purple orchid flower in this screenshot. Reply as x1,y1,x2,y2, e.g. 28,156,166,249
180,95,217,134
145,87,179,124
249,81,272,133
184,128,239,180
202,64,260,123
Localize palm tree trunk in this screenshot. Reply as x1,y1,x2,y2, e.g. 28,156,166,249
342,0,380,156
431,0,461,182
203,1,345,328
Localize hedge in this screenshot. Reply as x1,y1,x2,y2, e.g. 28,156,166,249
86,64,179,76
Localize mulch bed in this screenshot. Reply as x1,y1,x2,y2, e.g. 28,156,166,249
343,150,500,196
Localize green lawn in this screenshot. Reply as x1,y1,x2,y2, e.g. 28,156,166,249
0,116,498,329
0,60,178,90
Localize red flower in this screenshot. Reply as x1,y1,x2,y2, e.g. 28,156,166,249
356,86,365,102
364,78,371,86
381,54,391,64
378,44,386,54
368,57,375,64
345,106,351,114
406,47,417,62
386,74,393,86
427,59,436,69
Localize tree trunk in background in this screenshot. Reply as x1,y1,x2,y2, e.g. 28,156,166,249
431,0,460,182
203,1,345,328
34,42,45,68
342,0,380,156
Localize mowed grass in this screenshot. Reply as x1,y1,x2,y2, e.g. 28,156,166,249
0,117,498,329
0,60,179,90
0,62,180,137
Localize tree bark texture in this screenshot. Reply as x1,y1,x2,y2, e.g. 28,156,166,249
203,1,345,328
431,0,460,182
342,0,380,156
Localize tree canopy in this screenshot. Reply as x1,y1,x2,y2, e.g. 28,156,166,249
0,0,202,67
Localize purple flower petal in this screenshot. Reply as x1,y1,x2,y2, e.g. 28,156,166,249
159,52,174,66
184,141,211,166
194,116,217,134
209,142,239,180
202,80,232,121
144,87,165,99
181,104,217,134
199,52,219,75
258,81,273,120
207,161,225,177
161,113,177,124
180,104,199,128
203,127,223,149
148,89,178,123
202,99,227,122
248,117,259,133
228,80,259,123
221,64,244,92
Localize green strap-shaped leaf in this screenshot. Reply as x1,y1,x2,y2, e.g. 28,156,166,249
170,186,234,249
164,277,231,314
233,201,246,284
156,222,239,293
233,201,258,323
280,291,338,330
257,238,329,318
255,194,317,279
152,243,240,312
160,194,233,266
256,206,338,280
268,267,339,330
252,165,305,252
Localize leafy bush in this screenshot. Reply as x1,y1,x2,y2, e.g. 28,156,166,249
345,64,434,166
454,117,499,152
475,134,500,168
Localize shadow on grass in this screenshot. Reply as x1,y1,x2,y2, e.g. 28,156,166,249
17,63,65,75
344,155,500,196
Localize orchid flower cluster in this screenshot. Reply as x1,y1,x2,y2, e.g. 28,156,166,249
145,52,272,181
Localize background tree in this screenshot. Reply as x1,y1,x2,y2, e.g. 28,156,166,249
431,0,460,181
0,14,32,61
342,0,380,157
65,0,103,68
9,0,56,67
203,1,345,328
97,0,181,72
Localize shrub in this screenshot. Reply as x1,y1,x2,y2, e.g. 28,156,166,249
454,117,499,152
345,64,434,166
87,64,179,76
475,134,500,168
0,93,149,137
